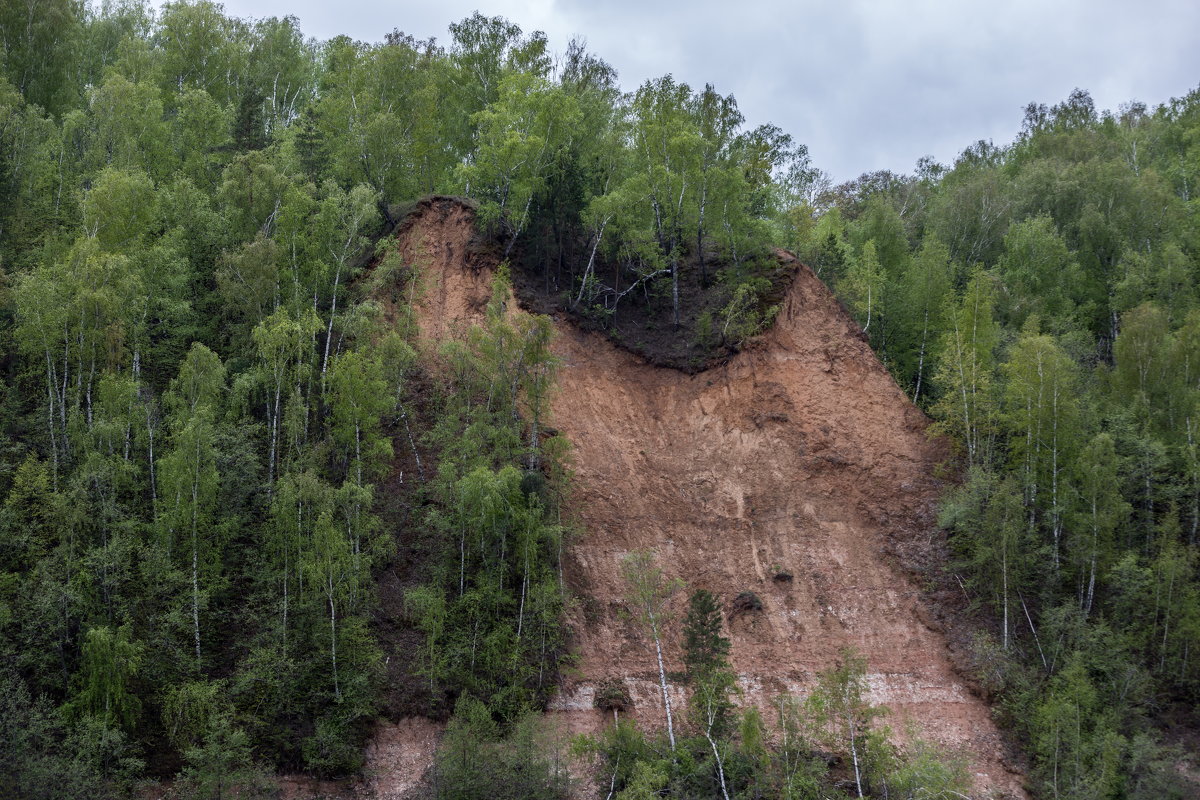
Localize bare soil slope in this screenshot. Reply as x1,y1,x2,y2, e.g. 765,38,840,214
394,197,1025,798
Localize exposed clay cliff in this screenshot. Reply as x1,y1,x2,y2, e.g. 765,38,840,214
361,197,1026,798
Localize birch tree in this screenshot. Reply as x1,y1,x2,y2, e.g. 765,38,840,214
940,468,1027,651
326,348,392,490
310,182,378,388
932,268,1000,466
621,550,683,751
842,239,884,335
811,649,888,798
268,469,330,653
67,624,143,730
1072,434,1128,617
457,72,580,257
253,307,320,491
158,343,225,666
898,235,954,404
302,508,358,701
1002,327,1080,571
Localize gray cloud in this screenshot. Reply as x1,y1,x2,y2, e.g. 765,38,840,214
204,0,1199,181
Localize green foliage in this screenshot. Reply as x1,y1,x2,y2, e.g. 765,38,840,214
1,5,1198,795
884,730,972,800
326,348,393,484
558,72,803,337
0,672,114,799
808,86,1200,799
162,679,226,751
0,3,404,777
82,167,157,251
458,72,581,247
579,650,970,800
841,239,884,333
717,273,778,346
810,648,892,797
615,760,669,800
941,467,1028,649
998,215,1087,331
930,268,1000,466
179,713,274,799
895,235,955,402
0,0,83,114
683,588,731,682
301,714,365,777
434,694,569,800
407,463,565,718
401,269,569,721
65,624,143,730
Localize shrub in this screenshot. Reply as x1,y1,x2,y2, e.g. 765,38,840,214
731,591,764,615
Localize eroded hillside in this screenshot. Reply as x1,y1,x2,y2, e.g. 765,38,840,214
381,197,1025,798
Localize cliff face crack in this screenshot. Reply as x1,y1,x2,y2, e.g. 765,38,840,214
391,198,1025,798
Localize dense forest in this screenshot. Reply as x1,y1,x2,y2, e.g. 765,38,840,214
0,1,1197,799
801,87,1200,800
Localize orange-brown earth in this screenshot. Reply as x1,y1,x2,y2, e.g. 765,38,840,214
339,197,1026,798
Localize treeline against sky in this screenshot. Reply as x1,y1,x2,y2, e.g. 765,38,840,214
0,1,811,796
1,0,1199,798
801,87,1200,799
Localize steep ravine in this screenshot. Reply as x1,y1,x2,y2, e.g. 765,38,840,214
360,198,1026,798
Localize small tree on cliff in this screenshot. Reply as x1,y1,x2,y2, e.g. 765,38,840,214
811,648,891,798
683,588,736,800
621,550,683,752
683,588,732,682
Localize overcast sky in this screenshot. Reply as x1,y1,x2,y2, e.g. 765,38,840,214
203,0,1198,183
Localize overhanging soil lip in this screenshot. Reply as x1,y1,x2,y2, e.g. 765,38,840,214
378,195,817,378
